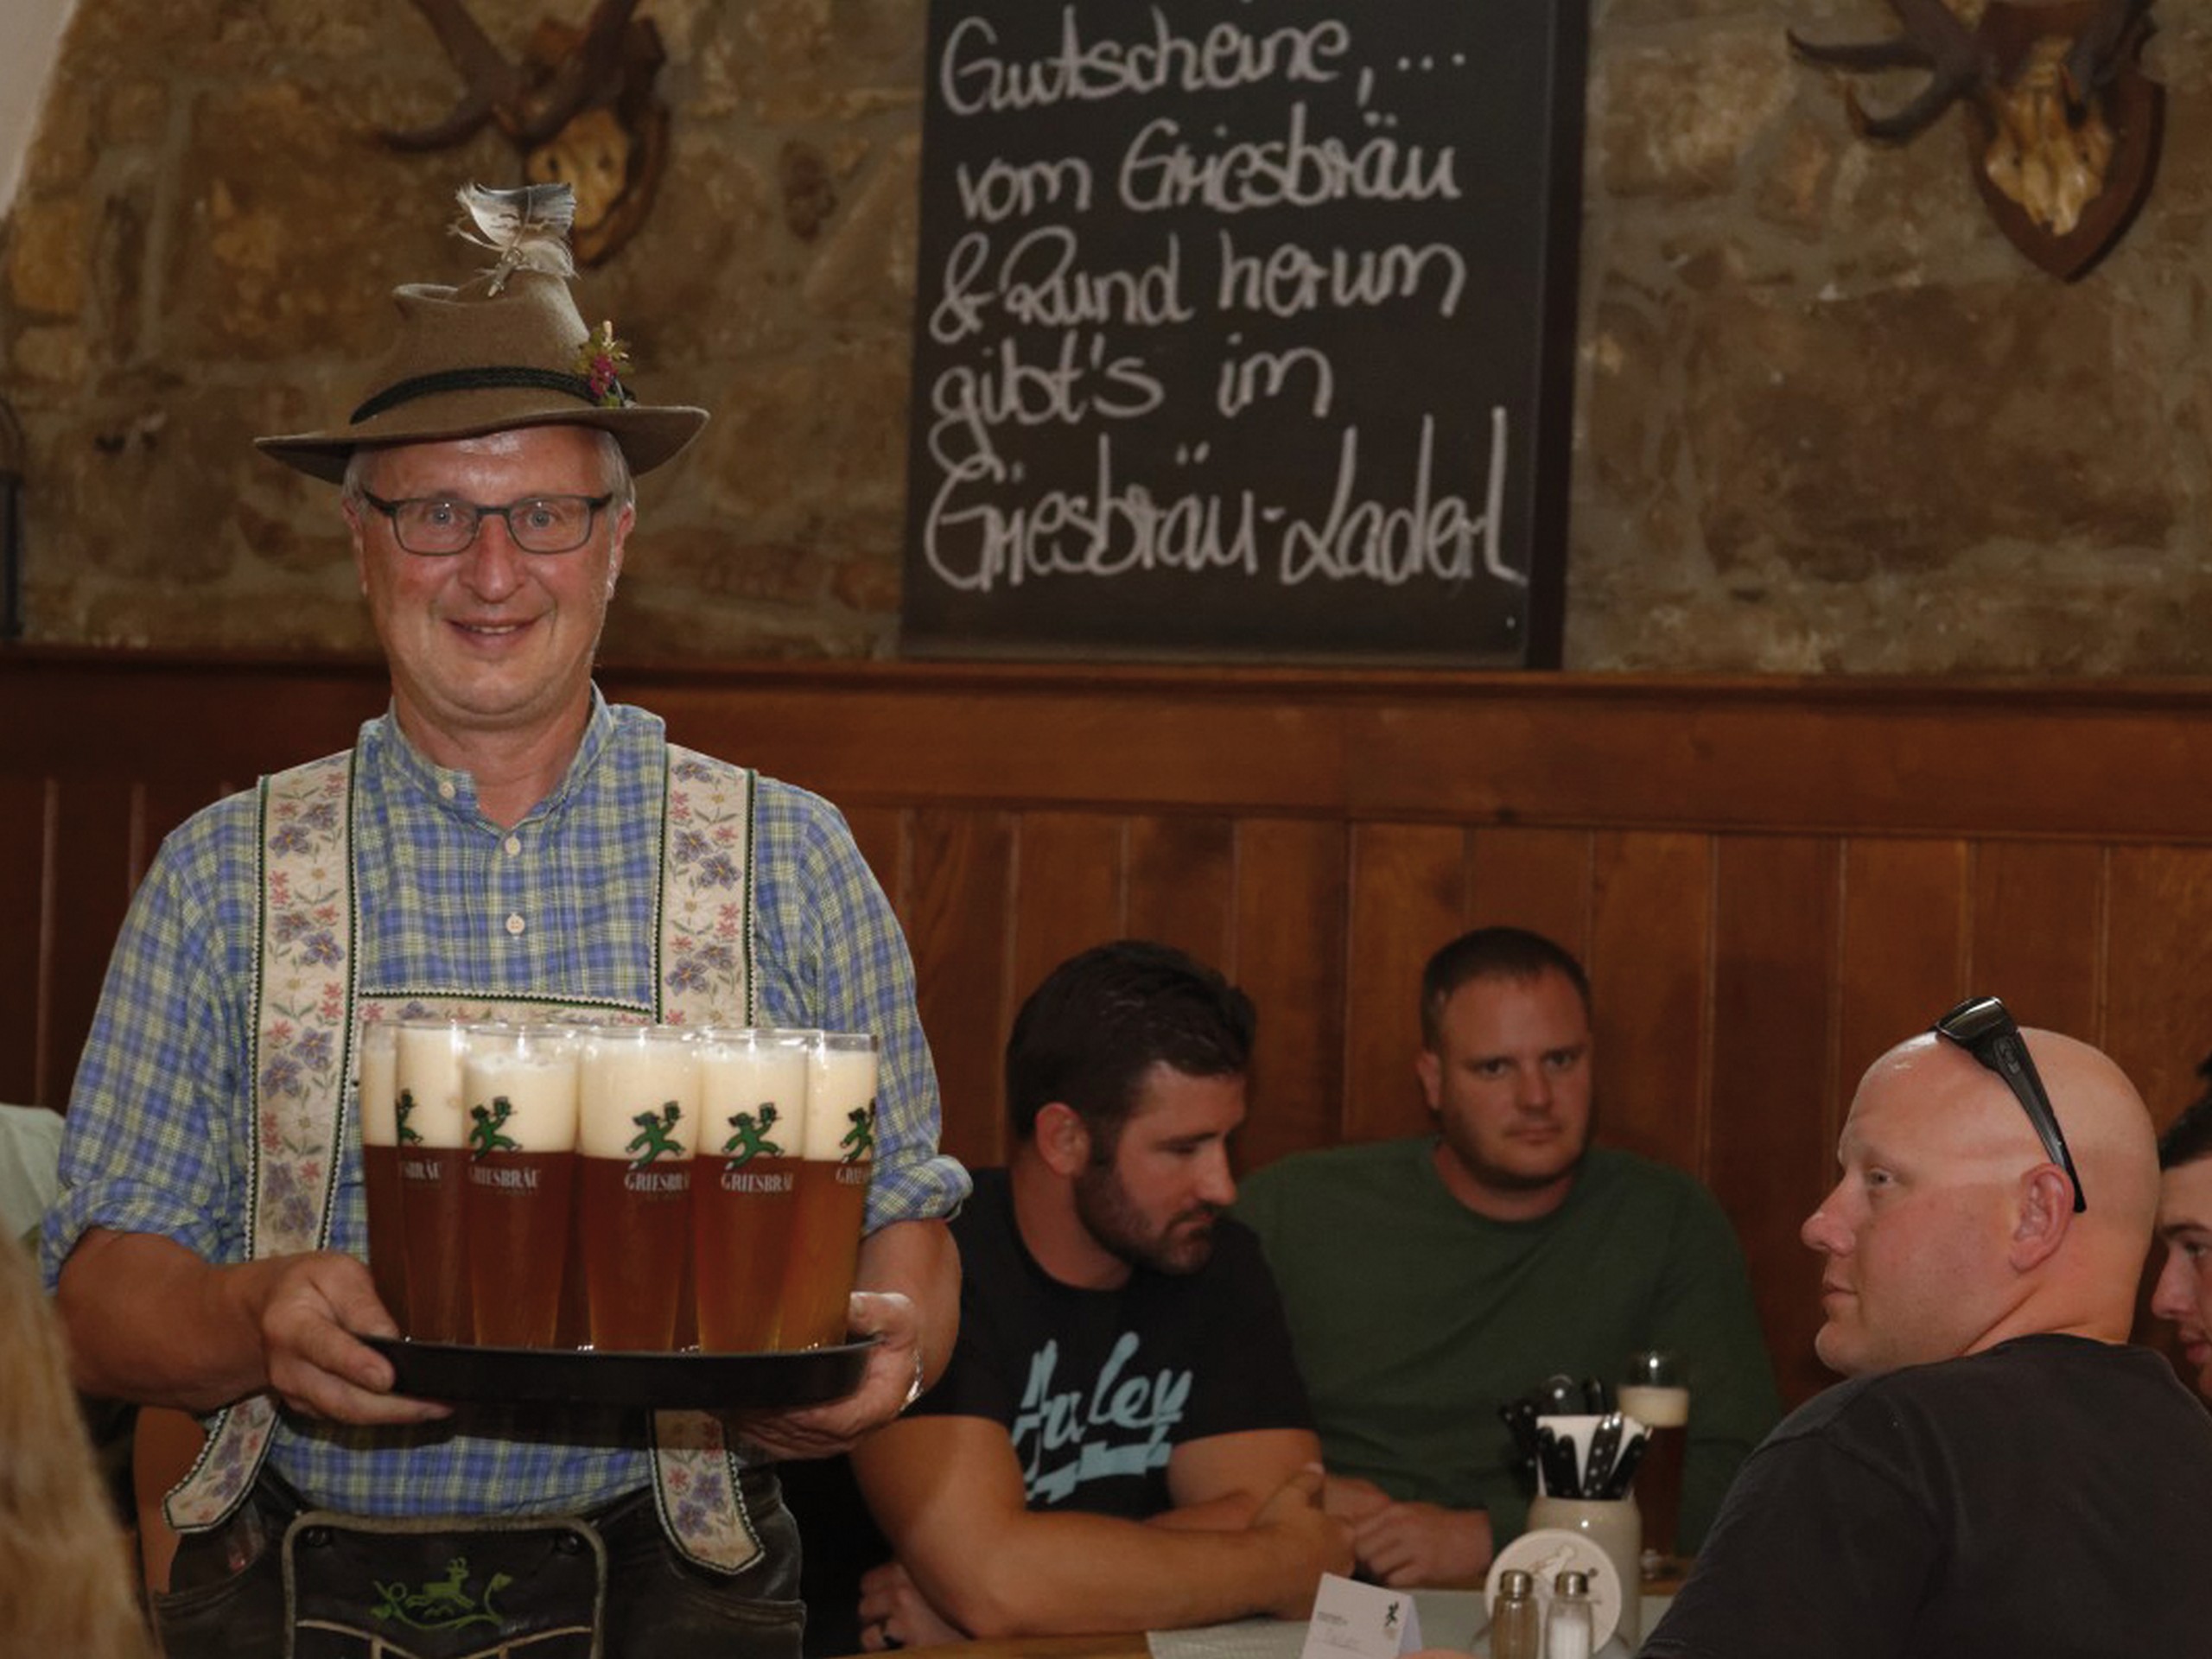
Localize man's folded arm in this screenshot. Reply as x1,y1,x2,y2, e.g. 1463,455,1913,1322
853,1413,1350,1637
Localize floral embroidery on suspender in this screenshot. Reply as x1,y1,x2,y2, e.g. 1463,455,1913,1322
168,750,359,1531
661,749,758,1027
654,745,762,1572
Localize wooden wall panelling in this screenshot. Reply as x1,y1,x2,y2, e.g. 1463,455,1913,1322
44,780,140,1110
0,778,48,1105
2100,844,2212,1128
1586,832,1713,1173
1124,816,1236,971
1465,826,1595,963
1008,813,1128,1003
1967,841,2107,1044
901,809,1015,1173
1707,834,1842,1408
1835,839,1970,1090
1343,823,1467,1145
1232,818,1349,1173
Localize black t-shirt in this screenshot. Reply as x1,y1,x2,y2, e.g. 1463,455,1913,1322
912,1166,1314,1516
1643,1335,2212,1659
784,1166,1313,1654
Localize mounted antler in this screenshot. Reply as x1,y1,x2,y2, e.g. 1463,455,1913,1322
1787,0,1997,141
2060,0,2155,104
382,0,641,151
378,0,670,266
1789,0,2162,270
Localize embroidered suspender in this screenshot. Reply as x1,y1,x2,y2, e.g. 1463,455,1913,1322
168,742,766,1573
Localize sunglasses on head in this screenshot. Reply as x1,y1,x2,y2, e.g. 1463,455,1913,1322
1931,995,2085,1213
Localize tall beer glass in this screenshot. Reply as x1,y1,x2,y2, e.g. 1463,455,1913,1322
693,1027,812,1351
780,1032,877,1351
1619,1349,1691,1575
461,1023,580,1348
577,1025,699,1351
394,1017,472,1342
355,1019,408,1329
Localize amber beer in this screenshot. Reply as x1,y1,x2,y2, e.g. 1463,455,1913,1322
1619,1351,1691,1573
693,1028,812,1351
461,1023,580,1348
577,1026,699,1351
779,1032,877,1351
355,1019,408,1327
394,1018,472,1341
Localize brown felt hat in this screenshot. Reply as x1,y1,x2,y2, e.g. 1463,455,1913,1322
257,230,706,484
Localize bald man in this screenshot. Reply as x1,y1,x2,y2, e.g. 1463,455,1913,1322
1644,999,2212,1659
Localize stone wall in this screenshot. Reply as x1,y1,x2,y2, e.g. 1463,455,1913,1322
3,0,2209,671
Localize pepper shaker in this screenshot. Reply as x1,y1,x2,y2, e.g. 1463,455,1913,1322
1491,1567,1541,1659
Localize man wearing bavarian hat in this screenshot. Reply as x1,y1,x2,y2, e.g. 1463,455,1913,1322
42,184,969,1658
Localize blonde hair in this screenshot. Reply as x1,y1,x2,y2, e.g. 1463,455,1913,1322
0,1240,156,1658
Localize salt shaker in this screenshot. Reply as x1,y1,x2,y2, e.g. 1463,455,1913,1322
1491,1567,1541,1659
1544,1569,1595,1659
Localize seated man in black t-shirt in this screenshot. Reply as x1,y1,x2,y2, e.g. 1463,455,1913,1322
790,940,1350,1651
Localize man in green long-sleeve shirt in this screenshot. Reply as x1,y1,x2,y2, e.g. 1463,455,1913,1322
1236,927,1780,1588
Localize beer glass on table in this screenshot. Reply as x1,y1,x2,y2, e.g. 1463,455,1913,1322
355,1019,408,1328
1618,1348,1690,1577
576,1025,699,1351
693,1027,813,1352
461,1023,580,1348
779,1032,877,1351
393,1017,472,1342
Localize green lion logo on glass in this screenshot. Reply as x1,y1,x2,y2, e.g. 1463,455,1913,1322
720,1103,783,1165
840,1103,874,1163
467,1097,521,1158
626,1101,685,1166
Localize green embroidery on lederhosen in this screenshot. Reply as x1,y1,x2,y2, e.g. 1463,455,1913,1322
369,1555,512,1634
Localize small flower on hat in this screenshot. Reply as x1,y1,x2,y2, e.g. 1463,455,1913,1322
576,320,634,407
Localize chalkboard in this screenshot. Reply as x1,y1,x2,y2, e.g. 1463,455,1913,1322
898,0,1588,667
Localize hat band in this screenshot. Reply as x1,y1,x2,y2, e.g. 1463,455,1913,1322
350,365,632,426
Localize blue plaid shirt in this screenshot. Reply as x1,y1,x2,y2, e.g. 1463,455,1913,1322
43,693,969,1517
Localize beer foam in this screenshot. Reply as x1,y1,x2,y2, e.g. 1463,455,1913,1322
463,1048,580,1151
578,1034,701,1160
358,1024,399,1146
1618,1383,1690,1430
395,1021,470,1148
697,1034,811,1148
802,1044,878,1161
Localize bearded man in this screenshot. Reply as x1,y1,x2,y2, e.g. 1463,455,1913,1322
786,939,1349,1651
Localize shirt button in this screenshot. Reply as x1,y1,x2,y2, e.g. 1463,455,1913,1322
438,780,457,801
504,836,523,857
505,914,525,936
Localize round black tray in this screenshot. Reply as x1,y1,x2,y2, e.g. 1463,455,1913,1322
364,1335,874,1408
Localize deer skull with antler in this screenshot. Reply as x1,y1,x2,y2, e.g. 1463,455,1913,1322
1789,0,2161,276
380,0,669,266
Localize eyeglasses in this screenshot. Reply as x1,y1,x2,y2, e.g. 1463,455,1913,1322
1931,995,2086,1213
360,491,613,556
